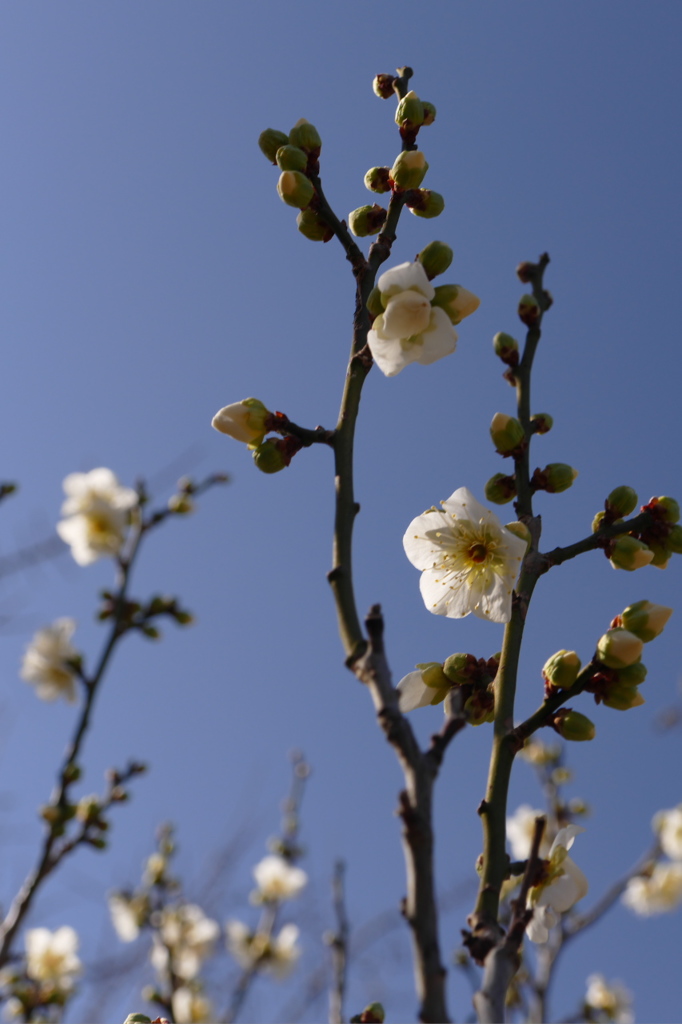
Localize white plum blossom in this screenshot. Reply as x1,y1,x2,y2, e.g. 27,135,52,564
20,619,79,703
652,803,682,860
225,919,301,977
622,862,682,915
506,805,550,860
403,487,527,623
108,892,147,942
585,973,634,1024
56,468,137,566
252,855,308,902
396,669,450,713
25,926,81,992
225,919,256,969
367,262,457,376
172,986,214,1024
151,903,220,981
268,923,301,977
526,825,589,943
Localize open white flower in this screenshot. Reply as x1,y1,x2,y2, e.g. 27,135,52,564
403,487,527,623
252,855,307,902
25,926,81,992
652,803,682,860
57,468,137,566
151,904,220,981
622,862,682,915
21,619,79,703
506,805,550,861
367,262,457,376
585,973,634,1024
526,825,589,943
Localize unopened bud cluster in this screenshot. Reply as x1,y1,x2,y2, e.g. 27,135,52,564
259,120,332,242
594,488,682,571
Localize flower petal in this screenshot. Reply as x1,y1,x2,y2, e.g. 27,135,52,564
396,670,434,711
377,261,435,301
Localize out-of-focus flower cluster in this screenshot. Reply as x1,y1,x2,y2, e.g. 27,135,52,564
1,926,81,1021
584,973,634,1024
622,803,682,916
57,468,137,565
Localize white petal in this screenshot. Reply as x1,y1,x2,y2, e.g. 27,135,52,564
415,307,457,365
441,486,495,524
377,261,435,301
403,510,455,569
396,671,434,711
419,569,475,618
549,824,585,857
367,329,418,377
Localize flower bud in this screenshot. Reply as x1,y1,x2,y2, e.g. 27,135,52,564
406,189,445,218
348,204,387,237
518,294,541,326
543,650,582,690
431,284,480,324
212,399,271,446
535,463,579,494
366,286,385,318
485,473,517,504
464,689,495,726
124,1016,152,1024
621,600,673,642
390,150,429,190
597,628,644,669
490,412,525,454
416,662,451,689
288,118,321,154
296,208,333,242
592,511,608,533
504,521,532,550
252,439,289,474
417,241,453,279
646,539,671,569
258,128,290,164
606,485,638,517
277,171,314,210
421,101,436,126
644,496,680,524
395,90,424,129
608,535,654,571
276,145,308,172
442,652,477,685
516,261,535,283
666,524,682,554
602,681,646,711
616,661,648,686
356,1002,385,1024
530,413,553,435
372,74,395,99
493,332,519,362
364,166,392,193
552,708,596,741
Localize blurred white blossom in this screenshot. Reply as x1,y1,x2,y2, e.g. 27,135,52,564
151,904,220,981
652,804,682,860
25,926,81,992
267,923,301,977
225,919,300,977
252,855,307,902
526,825,589,943
622,862,682,916
506,805,550,861
20,619,79,703
172,986,214,1024
108,892,147,943
57,468,137,565
403,487,527,623
585,973,634,1023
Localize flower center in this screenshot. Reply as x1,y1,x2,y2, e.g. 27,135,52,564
468,543,488,563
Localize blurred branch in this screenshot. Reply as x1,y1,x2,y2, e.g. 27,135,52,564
327,860,349,1024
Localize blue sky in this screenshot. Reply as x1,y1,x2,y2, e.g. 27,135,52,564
0,3,680,1021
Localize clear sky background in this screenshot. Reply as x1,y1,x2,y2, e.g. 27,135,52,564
0,3,680,1022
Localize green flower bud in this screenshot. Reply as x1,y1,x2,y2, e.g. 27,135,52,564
258,128,290,164
597,628,644,669
276,145,308,172
592,510,608,533
124,1016,152,1024
606,486,638,517
421,101,436,125
417,241,453,279
407,189,445,218
390,150,429,190
485,473,517,505
530,413,553,435
395,90,425,128
432,284,481,324
288,118,321,154
543,650,582,689
608,535,654,571
621,600,673,642
602,681,646,711
617,661,648,686
553,709,596,742
518,294,541,326
493,332,519,362
490,412,525,454
277,170,314,210
348,204,387,237
464,689,495,726
212,398,271,447
667,524,682,554
537,463,579,494
252,439,288,474
645,496,680,524
372,74,396,99
504,521,531,550
366,286,385,318
646,539,671,569
416,662,450,689
442,652,477,685
364,166,392,193
296,208,333,242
